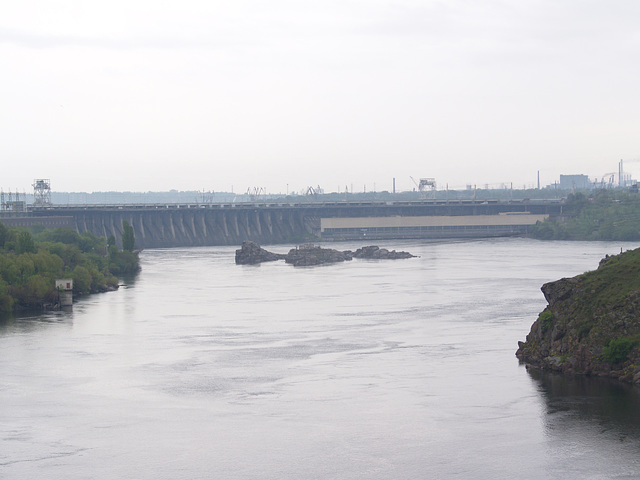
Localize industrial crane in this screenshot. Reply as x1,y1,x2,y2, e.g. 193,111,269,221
410,176,437,199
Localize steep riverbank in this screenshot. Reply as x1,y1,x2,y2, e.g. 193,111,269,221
516,248,640,384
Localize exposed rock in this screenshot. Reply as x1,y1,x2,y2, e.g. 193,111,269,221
235,241,285,265
284,245,352,266
516,248,640,385
235,242,415,266
352,245,416,260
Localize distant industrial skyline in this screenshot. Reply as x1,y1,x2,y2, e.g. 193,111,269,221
1,167,636,208
2,1,639,194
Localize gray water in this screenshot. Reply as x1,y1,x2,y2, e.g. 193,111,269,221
1,238,640,479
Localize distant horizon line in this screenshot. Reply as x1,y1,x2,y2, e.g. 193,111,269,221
1,184,589,196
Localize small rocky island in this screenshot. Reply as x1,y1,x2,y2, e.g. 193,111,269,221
235,241,415,267
516,248,640,385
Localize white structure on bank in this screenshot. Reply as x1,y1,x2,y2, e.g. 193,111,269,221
55,279,73,307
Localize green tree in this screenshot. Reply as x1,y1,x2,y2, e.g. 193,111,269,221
0,221,8,248
17,231,37,254
35,227,80,245
0,224,138,311
31,250,64,278
78,231,106,254
0,278,14,312
530,189,640,241
16,274,55,306
30,223,46,235
71,265,92,294
45,242,82,269
15,254,36,283
122,220,135,252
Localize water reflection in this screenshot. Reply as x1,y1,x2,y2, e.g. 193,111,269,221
0,271,138,334
528,367,640,436
0,308,74,333
118,272,139,286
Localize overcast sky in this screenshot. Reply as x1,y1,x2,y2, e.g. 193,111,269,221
2,0,639,194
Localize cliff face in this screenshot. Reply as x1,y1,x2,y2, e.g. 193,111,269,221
516,249,640,385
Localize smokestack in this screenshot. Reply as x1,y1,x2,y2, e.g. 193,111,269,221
393,177,396,194
537,170,540,190
619,159,624,187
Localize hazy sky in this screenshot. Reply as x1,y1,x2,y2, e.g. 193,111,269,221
2,0,639,194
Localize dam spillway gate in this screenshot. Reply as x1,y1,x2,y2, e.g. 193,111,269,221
24,200,562,249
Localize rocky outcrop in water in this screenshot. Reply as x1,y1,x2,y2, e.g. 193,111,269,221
516,249,640,385
235,241,285,264
284,245,353,266
235,241,415,267
352,245,416,260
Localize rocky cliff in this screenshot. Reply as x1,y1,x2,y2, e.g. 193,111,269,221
516,248,640,385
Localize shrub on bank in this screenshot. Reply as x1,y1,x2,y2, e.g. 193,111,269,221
602,335,640,364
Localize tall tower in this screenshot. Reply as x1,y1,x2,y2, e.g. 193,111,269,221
33,179,52,206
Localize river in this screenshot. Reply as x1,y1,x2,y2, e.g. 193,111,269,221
1,238,640,479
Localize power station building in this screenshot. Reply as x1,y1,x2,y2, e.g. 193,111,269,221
559,174,591,190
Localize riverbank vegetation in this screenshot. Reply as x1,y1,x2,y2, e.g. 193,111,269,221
530,189,640,241
0,222,139,313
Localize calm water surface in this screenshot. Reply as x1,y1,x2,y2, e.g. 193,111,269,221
1,238,640,479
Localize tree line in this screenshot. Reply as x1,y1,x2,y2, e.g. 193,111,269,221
0,220,139,313
529,190,640,241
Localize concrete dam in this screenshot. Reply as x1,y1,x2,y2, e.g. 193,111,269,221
19,199,563,249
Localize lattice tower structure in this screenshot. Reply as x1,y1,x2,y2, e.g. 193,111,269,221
33,179,52,206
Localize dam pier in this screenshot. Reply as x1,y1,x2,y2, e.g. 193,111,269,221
2,199,562,249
